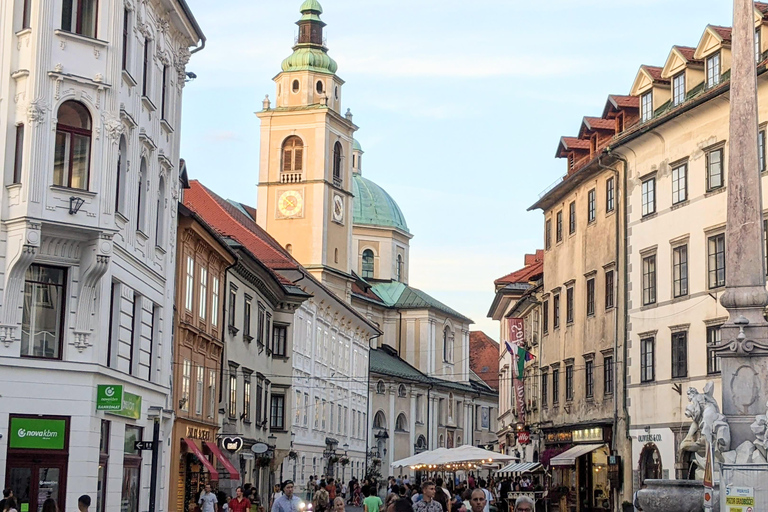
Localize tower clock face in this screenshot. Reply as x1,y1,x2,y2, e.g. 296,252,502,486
277,190,303,218
332,194,344,223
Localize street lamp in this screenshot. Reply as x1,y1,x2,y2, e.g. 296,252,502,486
268,434,277,493
342,443,349,483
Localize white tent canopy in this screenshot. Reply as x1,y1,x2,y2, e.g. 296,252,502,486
391,445,516,469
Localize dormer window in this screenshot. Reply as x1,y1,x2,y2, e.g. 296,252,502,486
641,92,653,122
672,73,686,106
706,53,721,88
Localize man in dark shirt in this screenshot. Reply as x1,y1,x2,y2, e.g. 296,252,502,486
0,489,13,511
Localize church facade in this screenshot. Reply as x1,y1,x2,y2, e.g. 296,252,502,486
253,0,498,484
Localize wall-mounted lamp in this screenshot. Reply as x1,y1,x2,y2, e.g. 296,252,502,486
178,397,188,410
69,196,85,215
185,72,197,83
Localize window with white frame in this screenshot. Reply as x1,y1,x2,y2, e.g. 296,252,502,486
672,73,686,106
641,177,656,216
706,52,721,88
672,163,687,204
641,91,653,122
185,257,194,311
198,266,207,320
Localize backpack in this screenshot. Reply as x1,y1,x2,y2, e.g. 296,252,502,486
314,489,329,512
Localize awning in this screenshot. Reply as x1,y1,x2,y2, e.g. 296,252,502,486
204,441,241,480
183,438,219,480
549,444,605,466
496,462,544,477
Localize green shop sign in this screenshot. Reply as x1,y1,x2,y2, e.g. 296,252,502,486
109,391,142,420
96,385,124,411
9,418,66,450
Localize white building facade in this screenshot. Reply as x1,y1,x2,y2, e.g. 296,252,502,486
0,0,203,510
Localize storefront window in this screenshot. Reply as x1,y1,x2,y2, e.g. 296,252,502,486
97,420,110,512
122,426,143,512
21,265,66,359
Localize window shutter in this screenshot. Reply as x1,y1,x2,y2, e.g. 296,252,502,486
294,148,303,171
283,149,292,172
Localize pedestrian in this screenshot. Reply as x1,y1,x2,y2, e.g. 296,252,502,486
41,499,58,512
3,497,18,512
412,482,441,512
333,497,346,512
78,495,92,512
363,485,383,512
0,490,12,512
511,497,533,512
477,481,493,512
199,484,218,512
326,478,337,502
272,480,301,512
217,491,230,512
307,477,316,501
230,487,252,512
313,481,330,512
393,499,414,512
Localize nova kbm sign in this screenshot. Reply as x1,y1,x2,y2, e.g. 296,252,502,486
97,385,124,411
9,417,66,450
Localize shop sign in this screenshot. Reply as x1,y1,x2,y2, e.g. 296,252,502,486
96,385,124,411
545,432,572,444
109,391,142,419
725,486,754,512
517,431,531,445
186,426,213,441
9,417,66,450
223,436,244,453
573,427,603,443
637,433,662,443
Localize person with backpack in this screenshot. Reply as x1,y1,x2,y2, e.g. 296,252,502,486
313,481,330,512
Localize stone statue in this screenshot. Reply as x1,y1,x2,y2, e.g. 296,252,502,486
680,383,731,466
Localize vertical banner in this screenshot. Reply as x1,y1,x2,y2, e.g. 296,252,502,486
508,318,526,427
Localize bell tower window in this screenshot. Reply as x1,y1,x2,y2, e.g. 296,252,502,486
362,250,374,279
281,136,304,183
292,80,300,93
333,141,343,187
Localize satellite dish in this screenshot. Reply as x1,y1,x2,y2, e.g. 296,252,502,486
252,442,269,454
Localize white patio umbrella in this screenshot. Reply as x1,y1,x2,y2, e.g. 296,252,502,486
433,445,517,465
391,448,449,468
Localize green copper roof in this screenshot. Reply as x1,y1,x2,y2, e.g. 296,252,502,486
352,139,363,152
371,281,473,323
281,47,338,74
300,0,323,13
352,174,409,232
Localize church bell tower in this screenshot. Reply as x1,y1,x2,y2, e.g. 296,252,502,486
256,0,358,298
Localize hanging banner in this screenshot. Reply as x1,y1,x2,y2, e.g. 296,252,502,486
508,318,526,427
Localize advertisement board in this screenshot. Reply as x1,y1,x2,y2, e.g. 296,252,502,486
9,417,66,450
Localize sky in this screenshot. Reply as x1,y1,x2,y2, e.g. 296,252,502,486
179,0,734,340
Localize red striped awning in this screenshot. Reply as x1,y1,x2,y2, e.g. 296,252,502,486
182,438,219,480
204,441,241,480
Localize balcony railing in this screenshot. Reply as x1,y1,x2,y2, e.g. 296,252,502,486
281,172,303,184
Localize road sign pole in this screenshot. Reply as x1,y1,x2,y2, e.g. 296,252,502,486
149,417,160,512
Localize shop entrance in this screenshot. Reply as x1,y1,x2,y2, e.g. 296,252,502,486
6,458,68,512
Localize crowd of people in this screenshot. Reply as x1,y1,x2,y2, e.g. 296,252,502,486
0,490,92,512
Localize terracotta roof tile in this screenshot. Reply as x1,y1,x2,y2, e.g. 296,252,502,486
469,331,500,391
559,137,590,150
583,117,616,131
675,45,701,62
494,260,543,286
710,25,732,42
185,180,299,273
757,2,768,14
642,65,669,83
610,95,639,109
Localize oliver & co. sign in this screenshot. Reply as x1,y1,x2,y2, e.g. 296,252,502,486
9,417,66,450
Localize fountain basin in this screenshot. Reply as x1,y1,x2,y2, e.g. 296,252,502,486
636,480,718,512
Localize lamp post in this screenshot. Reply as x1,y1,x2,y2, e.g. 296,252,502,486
292,432,297,482
342,443,349,483
268,434,277,499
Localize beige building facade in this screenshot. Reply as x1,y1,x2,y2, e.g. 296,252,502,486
610,7,768,489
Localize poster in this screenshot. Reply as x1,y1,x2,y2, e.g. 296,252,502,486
725,486,754,512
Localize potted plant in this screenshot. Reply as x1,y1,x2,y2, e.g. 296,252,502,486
371,457,382,466
339,456,350,466
257,455,272,468
288,450,299,460
329,456,340,465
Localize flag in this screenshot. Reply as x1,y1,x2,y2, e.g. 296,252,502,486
505,341,536,379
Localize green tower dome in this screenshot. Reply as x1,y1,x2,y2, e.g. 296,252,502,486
352,174,410,233
280,0,338,75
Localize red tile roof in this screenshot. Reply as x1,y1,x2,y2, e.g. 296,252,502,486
469,331,500,391
642,65,669,83
583,117,615,131
184,180,299,281
352,280,385,304
710,25,732,42
524,250,544,266
494,258,543,286
675,45,701,62
756,2,768,14
609,95,639,109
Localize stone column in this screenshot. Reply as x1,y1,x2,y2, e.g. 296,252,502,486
717,0,768,448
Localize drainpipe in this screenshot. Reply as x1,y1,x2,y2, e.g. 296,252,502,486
426,383,434,449
365,331,380,477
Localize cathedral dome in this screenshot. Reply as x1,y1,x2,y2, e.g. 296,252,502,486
352,174,410,233
281,48,338,74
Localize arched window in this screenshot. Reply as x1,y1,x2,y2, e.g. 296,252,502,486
137,158,147,232
416,435,427,451
439,434,444,448
155,175,166,246
362,249,374,279
457,435,462,446
395,413,408,432
116,135,128,213
443,326,453,362
398,384,407,398
376,380,385,394
301,456,306,480
333,141,343,186
282,136,304,179
396,254,403,282
54,101,92,190
373,410,386,429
